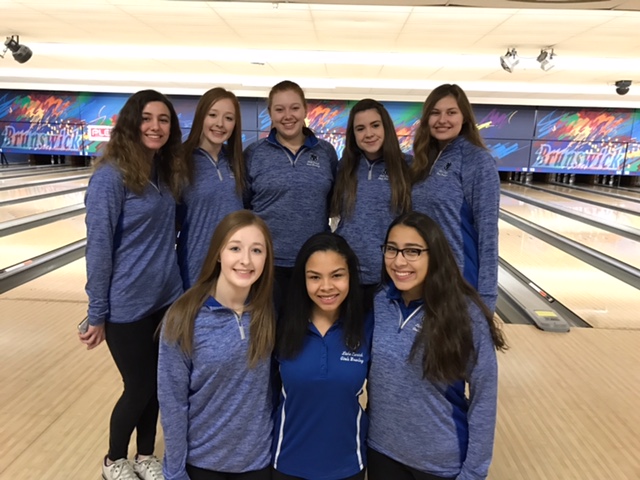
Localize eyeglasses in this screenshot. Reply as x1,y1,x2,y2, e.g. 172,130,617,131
380,245,429,261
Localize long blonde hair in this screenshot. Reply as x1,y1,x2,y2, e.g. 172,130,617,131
162,210,276,367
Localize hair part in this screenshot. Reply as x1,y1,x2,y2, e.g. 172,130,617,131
411,84,486,183
278,232,366,359
267,80,308,112
182,87,246,195
331,98,412,218
162,210,275,368
381,211,507,383
97,89,188,199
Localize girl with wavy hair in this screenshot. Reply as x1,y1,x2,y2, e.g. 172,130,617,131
79,89,188,480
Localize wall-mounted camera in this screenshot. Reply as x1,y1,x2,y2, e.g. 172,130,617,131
615,80,632,96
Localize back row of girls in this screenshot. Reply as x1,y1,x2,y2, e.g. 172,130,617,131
78,81,504,480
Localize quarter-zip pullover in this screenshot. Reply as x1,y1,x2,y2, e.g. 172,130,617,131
335,153,411,285
158,296,273,480
367,284,498,480
412,136,499,312
244,128,338,267
273,315,373,480
177,147,244,288
84,162,182,325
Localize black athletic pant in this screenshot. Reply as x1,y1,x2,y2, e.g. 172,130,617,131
104,307,167,460
367,449,455,480
272,468,365,480
186,464,271,480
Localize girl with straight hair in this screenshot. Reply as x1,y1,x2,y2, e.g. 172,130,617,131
178,87,246,289
79,89,188,480
273,232,372,480
368,211,506,480
331,98,412,305
159,210,276,480
411,84,500,312
244,80,338,306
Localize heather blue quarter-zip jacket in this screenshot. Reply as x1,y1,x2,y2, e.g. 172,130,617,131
158,296,273,480
412,136,499,312
335,153,411,285
177,147,244,289
244,128,338,267
367,284,498,480
84,162,182,325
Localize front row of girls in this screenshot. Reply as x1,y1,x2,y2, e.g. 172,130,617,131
158,209,506,480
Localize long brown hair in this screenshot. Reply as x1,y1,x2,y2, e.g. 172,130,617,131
97,89,188,199
183,87,246,195
411,84,486,183
381,211,507,383
162,210,276,367
331,98,411,218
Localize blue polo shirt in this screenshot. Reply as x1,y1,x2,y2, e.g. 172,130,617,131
273,315,373,480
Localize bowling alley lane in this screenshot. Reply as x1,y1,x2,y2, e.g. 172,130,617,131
0,170,90,189
498,219,639,329
0,177,89,204
0,215,86,269
500,195,640,269
501,183,640,231
587,184,640,201
533,183,640,215
0,191,85,223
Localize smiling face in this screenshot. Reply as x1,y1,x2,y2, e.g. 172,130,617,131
427,95,464,149
269,89,307,143
199,97,236,155
305,250,350,321
140,101,171,153
384,224,429,304
353,108,384,160
217,225,267,293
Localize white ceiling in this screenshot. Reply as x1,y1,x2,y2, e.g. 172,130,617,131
1,0,640,107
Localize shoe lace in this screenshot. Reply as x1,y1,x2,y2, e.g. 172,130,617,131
111,459,138,480
136,456,164,480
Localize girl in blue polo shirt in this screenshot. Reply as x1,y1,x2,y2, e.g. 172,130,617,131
273,232,372,480
177,87,246,289
367,211,507,480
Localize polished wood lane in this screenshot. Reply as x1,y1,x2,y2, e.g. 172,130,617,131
1,263,639,478
499,219,640,329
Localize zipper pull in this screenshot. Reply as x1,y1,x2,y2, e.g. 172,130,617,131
235,312,246,340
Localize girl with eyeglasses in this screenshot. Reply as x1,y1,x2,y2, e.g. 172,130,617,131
367,211,507,480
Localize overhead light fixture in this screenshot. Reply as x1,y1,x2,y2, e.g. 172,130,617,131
1,35,32,64
500,48,519,73
537,48,556,72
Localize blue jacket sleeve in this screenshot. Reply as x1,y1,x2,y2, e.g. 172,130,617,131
462,150,499,313
84,165,125,326
458,305,498,480
158,328,192,480
242,142,258,209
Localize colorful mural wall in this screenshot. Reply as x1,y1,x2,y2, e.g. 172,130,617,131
1,89,640,175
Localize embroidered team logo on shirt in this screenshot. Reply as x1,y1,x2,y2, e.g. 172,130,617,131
340,351,365,364
306,153,321,168
436,161,452,177
378,169,389,181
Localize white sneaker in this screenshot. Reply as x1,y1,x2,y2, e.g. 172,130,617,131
133,455,164,480
102,457,139,480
